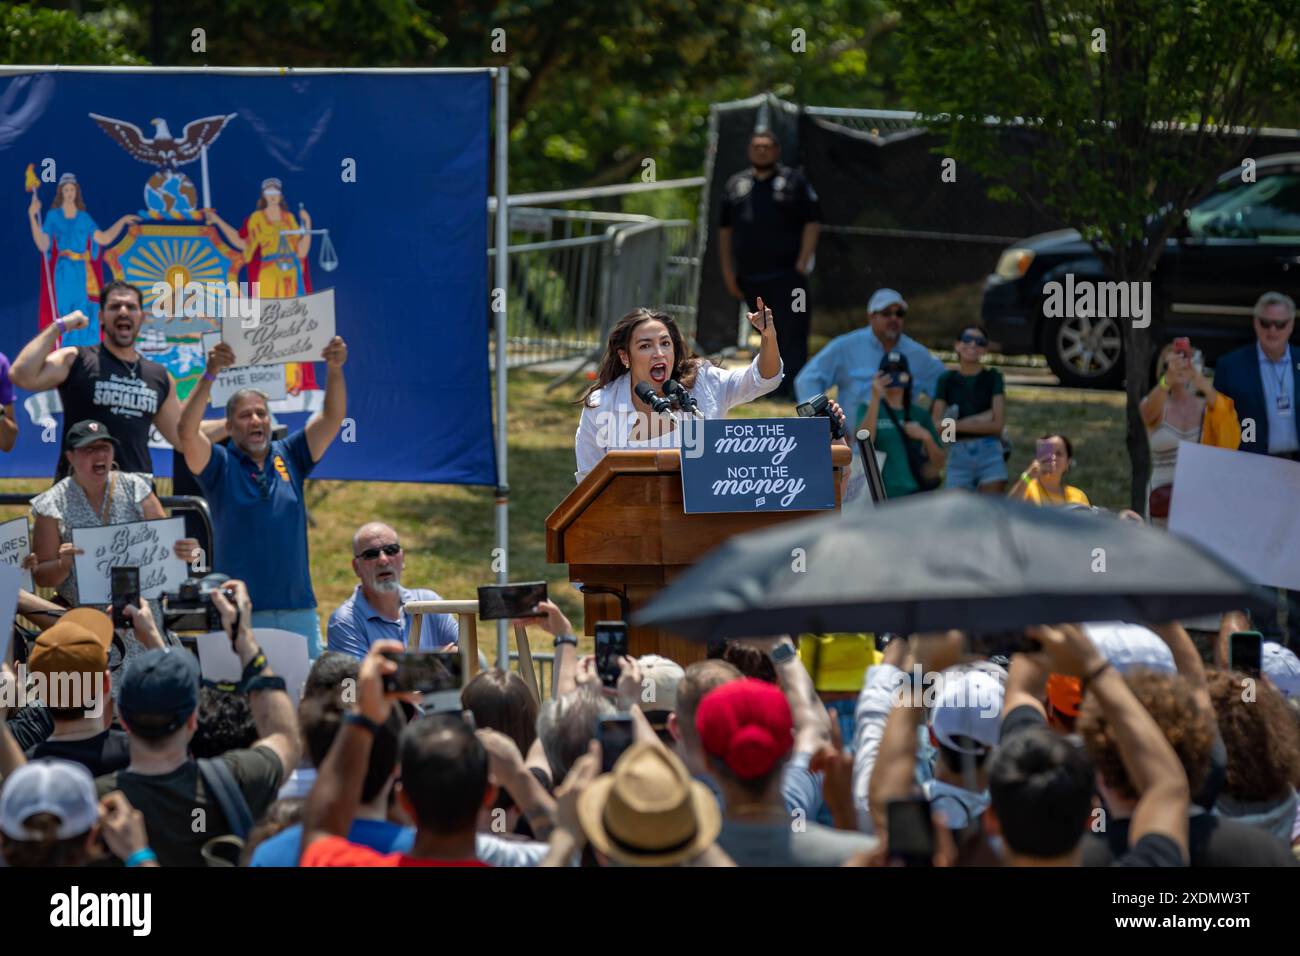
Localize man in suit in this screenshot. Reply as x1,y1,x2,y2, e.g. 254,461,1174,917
1213,290,1300,646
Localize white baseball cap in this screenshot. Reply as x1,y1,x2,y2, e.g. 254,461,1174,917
868,288,908,315
636,654,685,714
929,666,1005,754
1263,642,1300,700
0,759,99,841
1083,622,1176,674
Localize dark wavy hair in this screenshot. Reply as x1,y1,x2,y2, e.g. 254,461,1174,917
577,309,706,407
191,687,258,759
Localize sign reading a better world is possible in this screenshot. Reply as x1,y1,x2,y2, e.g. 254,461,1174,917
680,418,835,514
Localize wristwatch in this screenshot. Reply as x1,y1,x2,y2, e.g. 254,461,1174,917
554,633,578,648
770,641,798,665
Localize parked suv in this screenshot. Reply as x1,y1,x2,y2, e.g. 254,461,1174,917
982,153,1300,387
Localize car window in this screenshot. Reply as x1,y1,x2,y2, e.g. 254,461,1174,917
1187,172,1300,241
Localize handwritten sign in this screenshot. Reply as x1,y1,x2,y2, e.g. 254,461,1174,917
71,517,187,605
0,517,33,593
680,417,835,514
201,333,288,408
222,288,335,367
193,629,312,706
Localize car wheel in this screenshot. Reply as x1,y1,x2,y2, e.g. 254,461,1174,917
1042,309,1125,388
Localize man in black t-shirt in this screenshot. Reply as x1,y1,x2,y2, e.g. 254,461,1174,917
10,280,225,479
719,130,822,398
987,624,1190,866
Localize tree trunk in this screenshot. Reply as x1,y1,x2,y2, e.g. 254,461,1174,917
1116,251,1154,515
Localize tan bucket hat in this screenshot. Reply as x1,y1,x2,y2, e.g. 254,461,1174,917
576,742,721,867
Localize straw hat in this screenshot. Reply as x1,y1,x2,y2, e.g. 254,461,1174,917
576,742,721,867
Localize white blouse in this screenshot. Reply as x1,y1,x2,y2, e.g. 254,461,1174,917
574,356,784,482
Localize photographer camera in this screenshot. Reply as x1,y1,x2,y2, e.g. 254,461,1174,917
93,579,301,867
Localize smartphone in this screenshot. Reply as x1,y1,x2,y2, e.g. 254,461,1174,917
1172,336,1192,357
598,714,636,773
1229,630,1263,676
381,651,464,712
887,797,935,867
594,620,629,688
111,566,140,629
1036,439,1055,463
476,581,548,621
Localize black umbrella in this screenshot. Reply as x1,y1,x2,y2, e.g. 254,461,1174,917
633,491,1274,640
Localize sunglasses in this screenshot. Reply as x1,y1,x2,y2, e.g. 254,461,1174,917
959,334,989,347
880,308,907,319
357,543,402,561
1256,317,1293,331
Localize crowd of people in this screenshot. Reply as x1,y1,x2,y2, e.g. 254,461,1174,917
0,257,1298,869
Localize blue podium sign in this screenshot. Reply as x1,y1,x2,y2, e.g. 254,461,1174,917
680,417,836,514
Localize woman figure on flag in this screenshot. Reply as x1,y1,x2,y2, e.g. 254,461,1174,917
207,178,317,394
28,173,139,347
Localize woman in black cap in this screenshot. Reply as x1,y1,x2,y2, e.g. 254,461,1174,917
28,419,199,609
858,350,946,498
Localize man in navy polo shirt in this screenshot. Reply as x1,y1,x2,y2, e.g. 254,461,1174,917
176,336,349,658
327,521,459,657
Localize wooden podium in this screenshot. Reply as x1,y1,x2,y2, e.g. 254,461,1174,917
545,445,852,665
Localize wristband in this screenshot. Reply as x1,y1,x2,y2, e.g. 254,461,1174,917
553,634,578,648
344,712,380,735
202,371,218,383
240,651,268,685
55,317,67,335
1081,660,1112,694
125,847,157,868
1020,472,1033,485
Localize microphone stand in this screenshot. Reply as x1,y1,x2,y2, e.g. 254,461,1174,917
854,428,888,504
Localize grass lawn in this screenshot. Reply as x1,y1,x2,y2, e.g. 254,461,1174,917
0,370,1130,650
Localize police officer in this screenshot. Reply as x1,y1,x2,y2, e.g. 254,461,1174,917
718,129,823,398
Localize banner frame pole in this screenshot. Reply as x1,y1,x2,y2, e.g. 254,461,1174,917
493,65,511,670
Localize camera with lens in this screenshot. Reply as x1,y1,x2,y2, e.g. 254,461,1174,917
162,573,234,632
795,391,844,439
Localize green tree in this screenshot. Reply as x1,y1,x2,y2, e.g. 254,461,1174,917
896,0,1300,510
0,3,142,64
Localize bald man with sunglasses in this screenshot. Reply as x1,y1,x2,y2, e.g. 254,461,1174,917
326,522,459,660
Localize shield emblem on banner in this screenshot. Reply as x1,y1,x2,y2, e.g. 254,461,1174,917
103,223,244,334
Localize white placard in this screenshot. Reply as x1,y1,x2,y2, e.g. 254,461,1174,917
193,629,312,706
222,288,335,367
71,517,188,606
0,563,21,663
201,333,288,408
1168,441,1300,591
0,517,33,593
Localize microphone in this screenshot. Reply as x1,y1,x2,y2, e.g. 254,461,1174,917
664,379,700,415
634,381,673,414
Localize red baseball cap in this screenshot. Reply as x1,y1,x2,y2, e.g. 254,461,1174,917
695,678,793,780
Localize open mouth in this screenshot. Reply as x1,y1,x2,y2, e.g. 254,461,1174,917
649,362,668,383
247,429,265,444
114,320,134,334
92,461,108,476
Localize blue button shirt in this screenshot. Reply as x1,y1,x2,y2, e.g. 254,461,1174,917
197,429,317,611
327,584,460,658
250,819,408,866
1257,343,1299,454
794,328,948,423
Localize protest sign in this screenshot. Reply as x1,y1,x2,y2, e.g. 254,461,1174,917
1169,441,1300,591
0,564,20,662
0,517,33,593
71,517,188,605
680,417,835,514
222,288,335,367
201,333,288,408
193,629,312,705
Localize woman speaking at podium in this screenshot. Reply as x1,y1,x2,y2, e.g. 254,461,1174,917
574,302,784,482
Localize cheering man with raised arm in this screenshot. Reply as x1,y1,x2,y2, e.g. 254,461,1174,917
176,336,349,658
9,281,226,478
